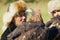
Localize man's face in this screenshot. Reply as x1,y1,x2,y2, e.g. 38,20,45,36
53,12,60,17
14,12,26,25
52,10,60,17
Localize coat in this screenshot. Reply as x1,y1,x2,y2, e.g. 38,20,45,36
7,22,45,40
1,22,17,40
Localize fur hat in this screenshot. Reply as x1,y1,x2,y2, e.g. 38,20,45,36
48,0,60,14
2,0,26,32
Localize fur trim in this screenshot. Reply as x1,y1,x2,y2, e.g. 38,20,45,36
3,12,15,25
2,25,7,33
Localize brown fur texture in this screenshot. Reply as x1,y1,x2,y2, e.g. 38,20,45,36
29,8,43,23
9,0,26,12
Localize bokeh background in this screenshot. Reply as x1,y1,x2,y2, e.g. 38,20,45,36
0,0,52,38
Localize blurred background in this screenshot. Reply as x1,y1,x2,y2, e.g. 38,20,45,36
0,0,52,38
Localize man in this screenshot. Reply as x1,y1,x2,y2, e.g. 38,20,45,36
44,0,60,40
1,0,27,40
7,8,45,40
